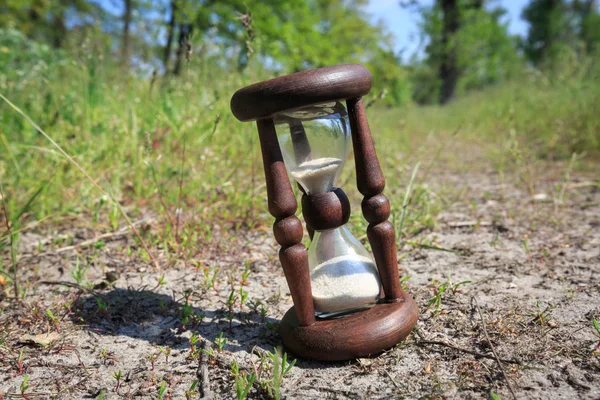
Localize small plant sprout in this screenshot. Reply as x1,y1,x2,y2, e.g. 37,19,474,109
192,260,202,280
215,332,228,352
189,332,199,355
100,348,113,365
95,297,109,314
157,273,168,287
522,239,530,255
231,360,256,400
247,300,268,322
200,344,216,360
260,305,268,323
185,380,199,399
181,299,193,328
227,289,237,331
20,374,31,400
268,346,296,400
46,308,59,329
528,300,556,327
159,346,171,364
112,370,122,393
251,347,296,399
241,261,252,285
239,287,249,308
202,266,220,291
592,319,600,355
146,351,158,370
158,381,168,400
14,349,25,377
399,275,411,291
426,274,471,315
70,256,89,285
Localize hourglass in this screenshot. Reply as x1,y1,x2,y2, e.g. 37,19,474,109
230,64,418,361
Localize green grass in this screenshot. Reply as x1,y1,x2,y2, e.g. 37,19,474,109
0,48,598,267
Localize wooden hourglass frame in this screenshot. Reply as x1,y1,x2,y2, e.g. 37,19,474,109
230,64,418,361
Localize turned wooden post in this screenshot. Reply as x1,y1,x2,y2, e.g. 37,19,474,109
256,118,315,326
347,97,403,302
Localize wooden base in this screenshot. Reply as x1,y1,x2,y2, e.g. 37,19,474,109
279,294,418,361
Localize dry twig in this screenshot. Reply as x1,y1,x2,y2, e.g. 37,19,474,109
415,340,523,365
51,218,153,254
472,297,518,400
197,339,213,399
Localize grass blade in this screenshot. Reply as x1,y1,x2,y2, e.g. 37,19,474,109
397,162,420,241
0,92,161,271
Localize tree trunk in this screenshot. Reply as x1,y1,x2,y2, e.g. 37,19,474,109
173,24,192,76
439,0,459,105
576,0,597,54
52,12,67,48
122,0,132,69
163,0,177,71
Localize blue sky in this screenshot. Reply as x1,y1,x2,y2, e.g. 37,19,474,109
366,0,530,59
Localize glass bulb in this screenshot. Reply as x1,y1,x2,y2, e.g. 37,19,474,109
275,102,382,318
275,102,350,194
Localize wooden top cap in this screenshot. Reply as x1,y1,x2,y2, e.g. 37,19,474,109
230,64,372,122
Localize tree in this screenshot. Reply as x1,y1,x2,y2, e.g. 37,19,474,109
521,0,571,65
0,0,102,48
439,0,460,104
572,0,600,54
521,0,600,69
163,0,177,68
164,0,407,100
410,0,519,104
122,0,132,67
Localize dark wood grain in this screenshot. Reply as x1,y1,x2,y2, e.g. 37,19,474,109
231,64,372,122
362,193,390,224
280,297,418,361
346,97,385,197
367,221,402,300
301,188,350,232
296,184,315,241
257,118,315,326
347,97,403,302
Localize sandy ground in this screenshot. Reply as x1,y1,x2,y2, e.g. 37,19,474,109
1,162,599,399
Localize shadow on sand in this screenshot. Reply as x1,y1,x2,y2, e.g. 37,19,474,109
68,286,281,353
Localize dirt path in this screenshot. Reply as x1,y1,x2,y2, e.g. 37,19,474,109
1,163,598,399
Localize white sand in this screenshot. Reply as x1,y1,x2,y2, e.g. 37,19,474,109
310,254,381,316
290,157,342,194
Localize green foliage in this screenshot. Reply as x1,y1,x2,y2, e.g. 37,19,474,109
231,360,256,400
521,0,574,66
251,347,296,400
0,2,598,270
0,28,67,92
522,0,600,70
0,0,101,48
185,0,407,103
158,381,168,399
268,347,296,400
215,332,228,352
426,274,471,315
412,0,521,104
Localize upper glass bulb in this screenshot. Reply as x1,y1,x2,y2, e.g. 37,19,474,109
274,102,350,195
